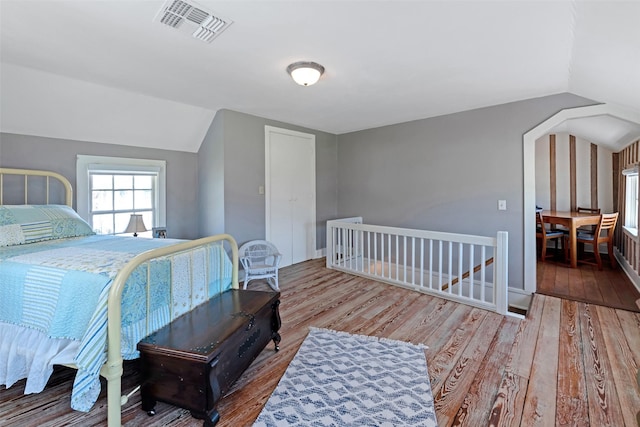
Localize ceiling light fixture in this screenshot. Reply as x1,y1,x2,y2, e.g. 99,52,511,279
286,61,325,86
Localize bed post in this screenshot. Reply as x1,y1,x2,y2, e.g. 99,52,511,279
228,234,239,290
105,358,124,427
106,264,127,427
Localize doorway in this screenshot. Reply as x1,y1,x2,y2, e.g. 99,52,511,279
265,126,316,267
523,103,640,294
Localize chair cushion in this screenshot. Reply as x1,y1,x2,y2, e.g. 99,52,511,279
545,230,564,237
577,232,594,240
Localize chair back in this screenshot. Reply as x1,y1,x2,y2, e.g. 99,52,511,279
577,207,601,214
239,240,281,267
536,211,547,236
594,212,619,239
576,207,601,233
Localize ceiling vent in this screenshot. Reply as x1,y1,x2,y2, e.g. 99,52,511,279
154,0,232,43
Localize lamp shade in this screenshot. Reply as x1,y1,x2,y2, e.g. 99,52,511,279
124,214,148,236
286,61,324,86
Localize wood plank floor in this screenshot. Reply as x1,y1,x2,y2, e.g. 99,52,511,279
1,258,639,426
536,255,640,312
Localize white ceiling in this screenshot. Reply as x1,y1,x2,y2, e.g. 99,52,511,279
1,0,639,152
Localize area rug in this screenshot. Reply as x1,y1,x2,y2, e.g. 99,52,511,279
253,327,437,427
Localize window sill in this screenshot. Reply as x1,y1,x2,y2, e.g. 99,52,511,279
623,226,637,238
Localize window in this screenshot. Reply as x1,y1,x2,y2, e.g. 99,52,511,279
623,166,638,234
77,155,166,236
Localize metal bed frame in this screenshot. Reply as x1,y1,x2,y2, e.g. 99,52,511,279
0,167,239,427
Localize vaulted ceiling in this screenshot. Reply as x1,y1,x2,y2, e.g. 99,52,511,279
1,1,639,152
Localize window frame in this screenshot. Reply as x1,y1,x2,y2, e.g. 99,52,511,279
77,155,166,234
623,166,639,236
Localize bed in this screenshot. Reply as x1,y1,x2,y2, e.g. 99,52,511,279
0,167,239,427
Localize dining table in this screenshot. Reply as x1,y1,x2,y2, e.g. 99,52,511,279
541,210,601,268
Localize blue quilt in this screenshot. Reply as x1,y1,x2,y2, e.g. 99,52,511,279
0,234,233,411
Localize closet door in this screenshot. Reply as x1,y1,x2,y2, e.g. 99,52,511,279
265,126,316,267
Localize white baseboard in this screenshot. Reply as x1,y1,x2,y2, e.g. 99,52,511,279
614,249,640,294
508,287,532,311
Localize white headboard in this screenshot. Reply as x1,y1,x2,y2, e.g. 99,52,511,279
0,167,73,207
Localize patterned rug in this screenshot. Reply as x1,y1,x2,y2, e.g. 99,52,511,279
253,327,437,427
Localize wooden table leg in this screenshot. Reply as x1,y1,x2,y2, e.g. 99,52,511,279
569,225,578,268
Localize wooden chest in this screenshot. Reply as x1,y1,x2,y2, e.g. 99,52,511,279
137,289,281,426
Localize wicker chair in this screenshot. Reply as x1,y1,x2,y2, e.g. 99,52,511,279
239,240,282,291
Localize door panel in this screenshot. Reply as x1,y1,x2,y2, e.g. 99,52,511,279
266,127,316,267
268,138,294,266
290,143,314,264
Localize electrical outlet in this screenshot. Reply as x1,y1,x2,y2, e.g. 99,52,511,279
498,200,507,210
259,185,265,195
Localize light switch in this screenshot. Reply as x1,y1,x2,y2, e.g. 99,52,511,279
259,185,265,195
498,200,507,210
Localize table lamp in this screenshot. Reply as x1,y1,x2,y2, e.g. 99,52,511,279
124,214,147,237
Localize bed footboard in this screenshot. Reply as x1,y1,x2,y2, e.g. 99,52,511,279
103,234,239,427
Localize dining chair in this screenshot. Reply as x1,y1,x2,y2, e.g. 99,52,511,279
576,212,618,270
576,206,601,214
575,207,602,256
536,211,566,262
576,206,601,232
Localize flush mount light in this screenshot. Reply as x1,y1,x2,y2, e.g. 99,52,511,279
286,61,325,86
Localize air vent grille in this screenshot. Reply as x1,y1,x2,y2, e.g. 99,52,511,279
155,0,232,43
160,12,183,28
186,7,209,24
167,0,191,15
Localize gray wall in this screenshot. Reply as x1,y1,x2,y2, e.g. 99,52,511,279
198,109,338,249
0,133,200,239
2,93,601,289
198,112,225,235
336,93,597,289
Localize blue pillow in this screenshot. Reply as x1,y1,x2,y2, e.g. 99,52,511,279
0,205,95,246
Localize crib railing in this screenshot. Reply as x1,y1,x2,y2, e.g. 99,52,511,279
326,217,508,315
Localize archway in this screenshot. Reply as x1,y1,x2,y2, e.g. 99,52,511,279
523,104,640,294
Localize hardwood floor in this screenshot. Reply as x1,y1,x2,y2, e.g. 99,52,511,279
1,258,639,426
536,254,640,312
